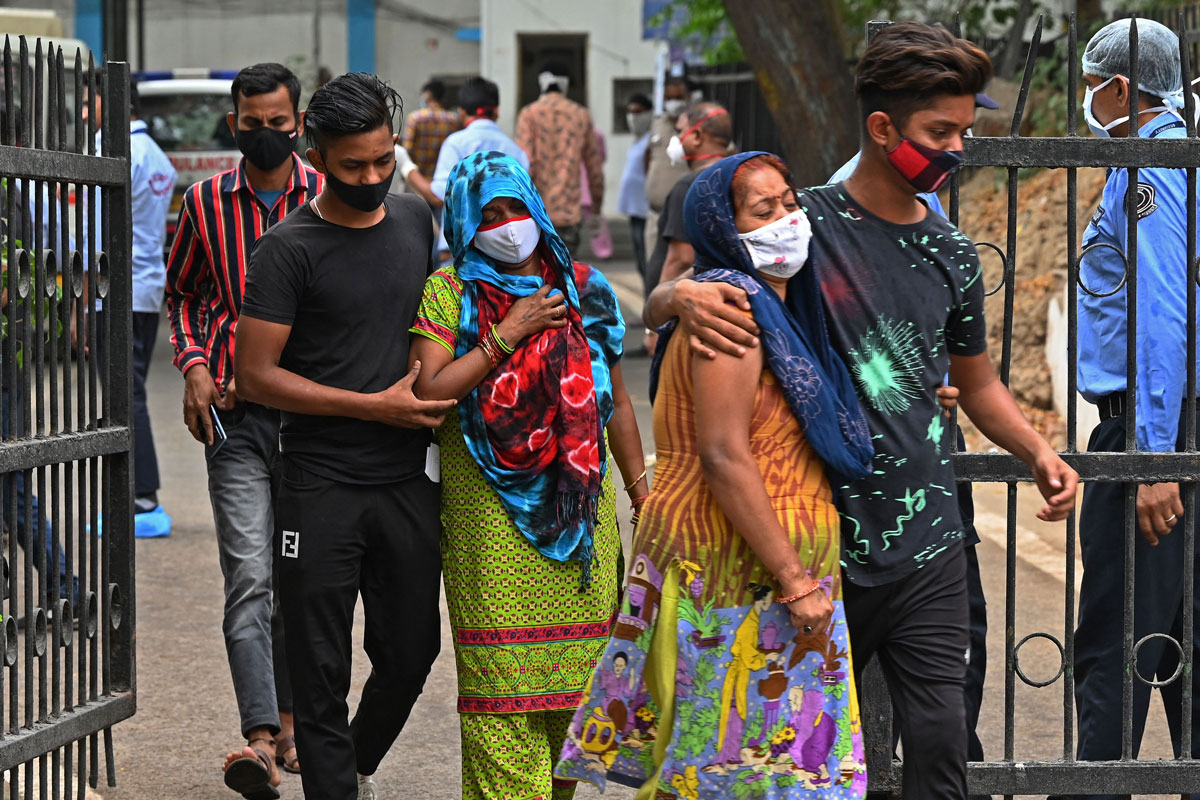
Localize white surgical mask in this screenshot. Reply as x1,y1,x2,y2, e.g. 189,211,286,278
627,110,653,137
473,215,541,264
738,209,811,279
663,98,686,117
1084,74,1173,138
666,135,686,166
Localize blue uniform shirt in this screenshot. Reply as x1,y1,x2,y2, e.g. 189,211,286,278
91,120,178,313
1079,111,1200,451
430,119,529,253
828,151,946,216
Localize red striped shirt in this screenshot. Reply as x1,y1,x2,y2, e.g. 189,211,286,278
165,154,323,392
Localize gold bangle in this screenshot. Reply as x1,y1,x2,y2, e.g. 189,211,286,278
623,469,647,492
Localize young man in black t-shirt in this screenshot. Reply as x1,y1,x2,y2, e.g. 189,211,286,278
646,23,1079,799
234,73,455,800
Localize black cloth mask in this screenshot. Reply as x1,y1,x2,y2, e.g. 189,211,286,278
323,164,396,213
236,126,297,171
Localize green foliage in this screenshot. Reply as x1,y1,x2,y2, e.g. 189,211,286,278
676,698,721,759
693,653,718,689
634,623,655,655
730,768,772,799
744,706,765,744
1,183,64,369
778,774,799,789
651,0,744,65
834,711,854,760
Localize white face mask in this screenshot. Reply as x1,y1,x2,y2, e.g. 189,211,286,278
1084,74,1173,138
666,135,686,166
663,98,686,117
738,209,811,279
473,215,541,264
627,110,653,137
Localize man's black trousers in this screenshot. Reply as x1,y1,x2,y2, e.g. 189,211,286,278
275,460,442,800
846,543,970,799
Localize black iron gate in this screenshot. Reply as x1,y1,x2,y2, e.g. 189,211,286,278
860,13,1200,798
0,35,134,798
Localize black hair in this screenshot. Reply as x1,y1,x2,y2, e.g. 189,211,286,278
458,77,500,119
627,92,653,110
613,651,629,664
421,79,446,103
681,102,731,145
748,582,774,602
856,22,992,131
304,72,402,152
231,62,301,115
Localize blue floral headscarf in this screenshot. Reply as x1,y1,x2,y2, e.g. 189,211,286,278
651,152,874,483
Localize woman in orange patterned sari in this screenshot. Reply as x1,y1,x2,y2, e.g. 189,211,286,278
556,152,876,798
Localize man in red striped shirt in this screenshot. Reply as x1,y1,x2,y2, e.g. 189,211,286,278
165,62,319,797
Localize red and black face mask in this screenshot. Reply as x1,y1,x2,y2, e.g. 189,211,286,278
885,135,964,194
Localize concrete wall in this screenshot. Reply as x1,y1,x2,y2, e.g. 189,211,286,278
1045,275,1101,446
1,0,482,123
480,0,663,218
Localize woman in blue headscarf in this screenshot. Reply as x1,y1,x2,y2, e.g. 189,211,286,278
409,151,649,800
556,152,873,798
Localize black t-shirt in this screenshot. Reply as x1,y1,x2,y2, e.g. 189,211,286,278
241,193,435,484
645,169,704,299
798,182,988,586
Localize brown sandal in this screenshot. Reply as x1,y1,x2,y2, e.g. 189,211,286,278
223,736,280,800
275,733,301,774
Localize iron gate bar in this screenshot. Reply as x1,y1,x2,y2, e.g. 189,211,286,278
0,33,133,798
0,149,130,187
963,137,1200,168
0,695,130,774
953,451,1200,482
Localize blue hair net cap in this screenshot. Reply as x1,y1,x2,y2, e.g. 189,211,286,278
1083,18,1184,108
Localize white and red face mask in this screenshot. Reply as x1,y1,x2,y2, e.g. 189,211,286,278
737,209,811,279
473,215,541,264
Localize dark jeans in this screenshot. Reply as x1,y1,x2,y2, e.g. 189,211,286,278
131,311,160,501
629,215,647,282
206,402,291,736
847,544,970,800
0,385,76,601
93,310,160,501
1053,405,1200,800
276,461,442,800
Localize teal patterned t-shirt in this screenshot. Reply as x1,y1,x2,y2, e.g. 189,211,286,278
798,182,987,587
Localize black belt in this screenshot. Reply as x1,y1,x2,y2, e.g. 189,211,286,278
1097,392,1125,421
1096,392,1198,422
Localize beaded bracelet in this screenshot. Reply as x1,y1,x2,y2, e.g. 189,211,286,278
776,577,821,605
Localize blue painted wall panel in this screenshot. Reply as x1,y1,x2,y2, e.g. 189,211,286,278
347,0,376,74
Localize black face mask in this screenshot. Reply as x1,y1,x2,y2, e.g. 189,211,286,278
235,126,297,171
323,164,396,213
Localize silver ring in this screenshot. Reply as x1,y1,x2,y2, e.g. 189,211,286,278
803,625,813,633
1166,514,1178,524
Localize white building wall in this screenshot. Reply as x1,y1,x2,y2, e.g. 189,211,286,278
131,2,479,116
481,0,662,217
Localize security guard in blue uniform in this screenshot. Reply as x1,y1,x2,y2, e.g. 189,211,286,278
1063,20,1200,798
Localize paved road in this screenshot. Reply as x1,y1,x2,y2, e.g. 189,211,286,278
90,251,1183,799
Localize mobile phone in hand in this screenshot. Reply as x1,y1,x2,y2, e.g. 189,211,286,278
209,404,228,455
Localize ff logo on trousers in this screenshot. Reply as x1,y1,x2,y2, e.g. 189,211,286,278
282,530,300,559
